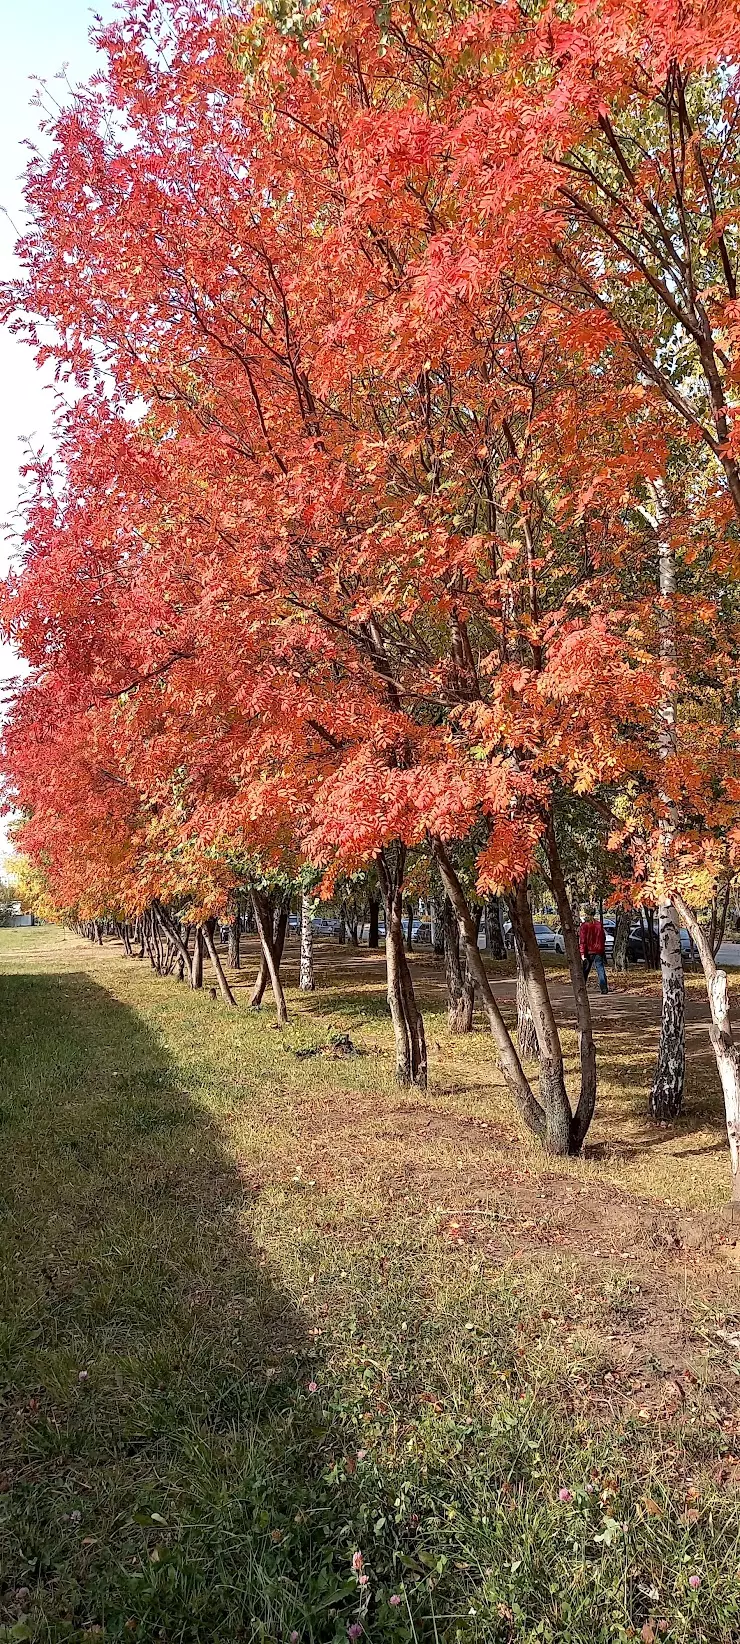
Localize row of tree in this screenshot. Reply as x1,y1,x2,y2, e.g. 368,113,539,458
3,0,740,1195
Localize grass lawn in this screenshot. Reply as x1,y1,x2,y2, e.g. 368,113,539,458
1,926,739,1644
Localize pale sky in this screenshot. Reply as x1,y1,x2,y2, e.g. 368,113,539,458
0,0,111,857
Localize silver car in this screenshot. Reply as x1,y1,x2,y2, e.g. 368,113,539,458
533,922,565,955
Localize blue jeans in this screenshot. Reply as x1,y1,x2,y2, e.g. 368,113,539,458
583,953,608,993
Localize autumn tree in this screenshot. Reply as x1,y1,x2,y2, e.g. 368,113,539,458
5,0,740,1171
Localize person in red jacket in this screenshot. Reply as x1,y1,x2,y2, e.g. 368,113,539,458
579,905,608,994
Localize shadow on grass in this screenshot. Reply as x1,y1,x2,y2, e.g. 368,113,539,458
575,1022,727,1163
0,971,391,1641
2,956,740,1643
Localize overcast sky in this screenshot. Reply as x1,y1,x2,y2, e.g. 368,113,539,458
0,0,111,858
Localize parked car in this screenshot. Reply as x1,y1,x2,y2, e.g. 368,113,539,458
312,915,340,937
601,918,616,957
625,924,696,963
411,919,432,944
532,921,565,955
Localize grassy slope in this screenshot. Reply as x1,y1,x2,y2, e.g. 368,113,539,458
0,927,739,1644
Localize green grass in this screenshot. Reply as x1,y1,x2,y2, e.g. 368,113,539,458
1,927,739,1643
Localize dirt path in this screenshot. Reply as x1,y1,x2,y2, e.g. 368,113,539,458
241,936,716,1042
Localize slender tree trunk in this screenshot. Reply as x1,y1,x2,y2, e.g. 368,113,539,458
228,909,241,969
545,820,598,1150
514,935,538,1059
251,890,288,1025
191,927,204,990
507,880,574,1155
431,893,445,957
642,906,660,968
405,900,414,952
432,839,547,1142
251,954,269,1008
674,894,740,1210
368,896,380,949
299,892,315,991
442,896,475,1032
376,845,427,1087
708,885,731,957
274,906,288,968
650,493,686,1121
612,909,631,972
651,908,685,1119
145,909,160,973
485,896,507,959
153,901,191,977
202,918,237,1007
153,914,166,974
250,895,274,1007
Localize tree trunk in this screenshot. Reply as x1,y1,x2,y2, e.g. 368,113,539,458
250,894,280,1007
348,919,359,946
202,918,237,1007
431,894,445,957
514,936,538,1060
545,819,598,1151
507,880,574,1156
145,909,161,974
274,906,288,968
641,906,660,968
442,896,475,1032
432,839,547,1143
708,884,731,957
674,894,740,1209
650,490,685,1120
299,893,315,991
153,901,192,977
650,907,685,1120
228,910,241,969
612,909,631,972
251,889,288,1026
251,954,269,1008
485,896,507,960
405,900,414,952
376,845,427,1087
368,896,380,949
191,926,204,989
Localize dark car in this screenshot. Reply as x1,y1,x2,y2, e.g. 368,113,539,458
626,924,696,963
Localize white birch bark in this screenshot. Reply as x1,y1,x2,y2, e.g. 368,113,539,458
648,484,685,1120
299,893,315,992
674,895,740,1209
